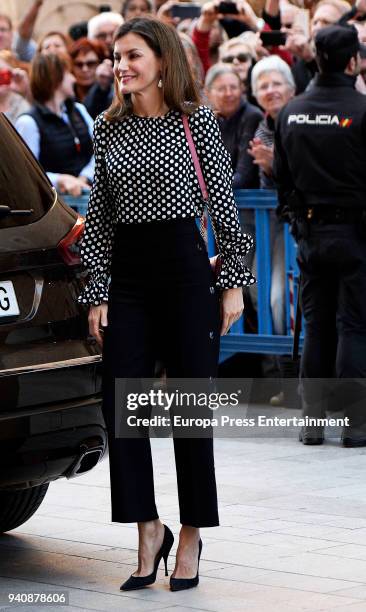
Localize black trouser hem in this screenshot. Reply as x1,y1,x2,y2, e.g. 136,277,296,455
111,511,160,523
180,518,220,528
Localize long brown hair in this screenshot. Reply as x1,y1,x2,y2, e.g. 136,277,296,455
105,16,201,122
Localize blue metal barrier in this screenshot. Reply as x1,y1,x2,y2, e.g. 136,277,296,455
207,189,304,361
63,193,89,216
64,189,303,361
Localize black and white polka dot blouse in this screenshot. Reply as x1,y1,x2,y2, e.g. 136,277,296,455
77,104,255,306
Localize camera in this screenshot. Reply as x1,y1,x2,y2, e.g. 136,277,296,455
0,69,12,86
170,3,202,18
260,31,287,47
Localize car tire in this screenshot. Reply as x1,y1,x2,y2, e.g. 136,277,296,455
0,484,49,534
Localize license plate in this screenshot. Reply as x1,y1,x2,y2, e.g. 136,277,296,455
0,281,20,318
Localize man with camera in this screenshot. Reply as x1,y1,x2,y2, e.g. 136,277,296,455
274,24,366,447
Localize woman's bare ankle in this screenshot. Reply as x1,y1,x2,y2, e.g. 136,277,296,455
132,520,165,577
138,519,164,536
172,527,200,579
179,525,200,542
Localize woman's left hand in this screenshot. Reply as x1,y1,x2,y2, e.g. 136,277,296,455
220,287,244,336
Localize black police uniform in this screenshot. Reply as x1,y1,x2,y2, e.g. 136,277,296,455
273,25,366,446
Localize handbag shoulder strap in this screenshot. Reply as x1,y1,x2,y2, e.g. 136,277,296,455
182,114,209,202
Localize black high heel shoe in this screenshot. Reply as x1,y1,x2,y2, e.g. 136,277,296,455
120,524,174,591
169,538,202,592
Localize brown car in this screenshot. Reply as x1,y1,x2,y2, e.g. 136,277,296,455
0,113,106,533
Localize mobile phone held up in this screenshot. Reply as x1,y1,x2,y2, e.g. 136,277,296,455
260,31,287,47
0,69,12,86
217,1,239,14
170,3,201,19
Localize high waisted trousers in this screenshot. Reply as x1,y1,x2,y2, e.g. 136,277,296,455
101,218,221,527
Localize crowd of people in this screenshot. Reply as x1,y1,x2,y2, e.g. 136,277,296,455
1,0,366,372
3,0,366,184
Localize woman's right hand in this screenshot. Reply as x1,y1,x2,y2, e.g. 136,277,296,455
57,174,89,197
88,303,108,347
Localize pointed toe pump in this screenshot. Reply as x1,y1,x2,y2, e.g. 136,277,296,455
170,538,202,592
120,524,174,591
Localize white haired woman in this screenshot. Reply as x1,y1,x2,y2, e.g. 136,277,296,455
249,55,295,192
249,55,295,403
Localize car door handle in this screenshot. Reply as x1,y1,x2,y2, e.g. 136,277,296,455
0,205,34,218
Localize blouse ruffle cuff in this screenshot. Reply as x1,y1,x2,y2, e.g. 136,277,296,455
77,274,110,306
216,253,256,289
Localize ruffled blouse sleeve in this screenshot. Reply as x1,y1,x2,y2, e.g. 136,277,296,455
189,106,256,289
77,113,115,306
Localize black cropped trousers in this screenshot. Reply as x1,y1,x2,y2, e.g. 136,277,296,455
101,218,221,527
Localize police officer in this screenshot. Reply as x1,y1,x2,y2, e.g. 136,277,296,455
274,24,366,447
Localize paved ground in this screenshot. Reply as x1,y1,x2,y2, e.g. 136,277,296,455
1,406,366,612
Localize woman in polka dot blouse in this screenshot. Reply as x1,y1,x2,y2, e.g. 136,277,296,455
77,17,255,593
